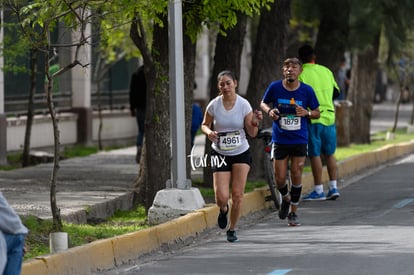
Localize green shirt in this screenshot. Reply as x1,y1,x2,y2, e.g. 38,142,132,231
299,63,339,126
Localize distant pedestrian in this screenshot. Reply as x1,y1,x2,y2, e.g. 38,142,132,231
336,57,349,100
298,45,341,201
0,192,28,275
260,57,320,226
201,70,263,242
129,65,147,163
191,102,203,148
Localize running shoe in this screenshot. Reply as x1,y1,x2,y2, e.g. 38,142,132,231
327,188,340,200
226,230,238,242
287,212,301,226
302,190,326,201
217,204,229,229
278,199,290,220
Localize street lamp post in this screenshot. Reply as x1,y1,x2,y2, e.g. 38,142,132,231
168,0,189,190
147,0,205,225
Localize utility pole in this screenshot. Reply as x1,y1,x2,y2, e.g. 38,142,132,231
168,0,189,189
147,0,205,225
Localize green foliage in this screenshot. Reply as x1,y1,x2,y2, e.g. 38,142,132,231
290,0,323,44
184,0,273,41
23,205,148,260
348,0,414,54
336,129,414,161
293,0,414,57
91,1,147,63
0,153,22,171
382,0,414,57
0,17,31,74
62,145,99,158
0,145,109,170
22,215,55,259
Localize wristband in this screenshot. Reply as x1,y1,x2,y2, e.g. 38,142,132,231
268,109,272,115
308,111,311,117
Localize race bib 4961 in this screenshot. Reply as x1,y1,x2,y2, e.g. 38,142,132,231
218,131,242,150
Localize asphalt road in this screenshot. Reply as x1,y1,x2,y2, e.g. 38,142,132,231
98,150,414,274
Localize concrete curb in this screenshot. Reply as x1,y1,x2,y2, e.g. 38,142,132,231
63,192,135,224
22,140,414,274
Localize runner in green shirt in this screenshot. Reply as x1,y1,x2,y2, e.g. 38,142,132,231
298,45,341,201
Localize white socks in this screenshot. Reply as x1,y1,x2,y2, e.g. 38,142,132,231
315,184,324,194
315,181,337,193
329,180,337,190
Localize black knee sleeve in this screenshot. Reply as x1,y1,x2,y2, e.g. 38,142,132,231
278,184,289,197
290,184,302,204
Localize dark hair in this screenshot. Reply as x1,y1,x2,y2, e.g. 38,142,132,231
217,70,238,82
217,70,238,95
298,44,315,63
283,57,302,67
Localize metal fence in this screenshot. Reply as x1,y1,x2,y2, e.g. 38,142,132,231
4,90,130,116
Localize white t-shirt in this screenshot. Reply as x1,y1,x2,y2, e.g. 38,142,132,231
206,94,252,156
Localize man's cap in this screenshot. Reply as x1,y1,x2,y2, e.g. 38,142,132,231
283,57,302,67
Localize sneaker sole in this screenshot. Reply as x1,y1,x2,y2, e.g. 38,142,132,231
227,238,239,243
326,194,339,200
302,197,326,201
218,219,228,229
288,222,301,227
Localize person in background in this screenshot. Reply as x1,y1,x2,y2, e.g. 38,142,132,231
201,70,263,242
191,102,203,148
0,231,6,274
260,58,320,226
0,192,28,275
336,57,349,100
129,65,147,163
298,45,341,201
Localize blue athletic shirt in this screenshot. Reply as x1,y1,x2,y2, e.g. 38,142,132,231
262,80,319,144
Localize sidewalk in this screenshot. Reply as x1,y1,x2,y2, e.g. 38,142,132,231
0,147,141,223
0,136,206,224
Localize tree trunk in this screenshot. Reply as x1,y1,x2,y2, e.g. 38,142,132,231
202,12,247,186
22,49,37,167
45,50,63,232
390,62,410,133
145,22,171,210
130,16,171,211
348,46,379,144
134,139,147,203
130,10,198,209
245,0,291,180
97,76,103,150
314,0,350,71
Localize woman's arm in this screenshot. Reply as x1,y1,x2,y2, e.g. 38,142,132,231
201,111,218,143
245,110,263,138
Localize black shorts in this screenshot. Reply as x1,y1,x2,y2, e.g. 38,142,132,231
210,149,252,172
272,143,307,160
